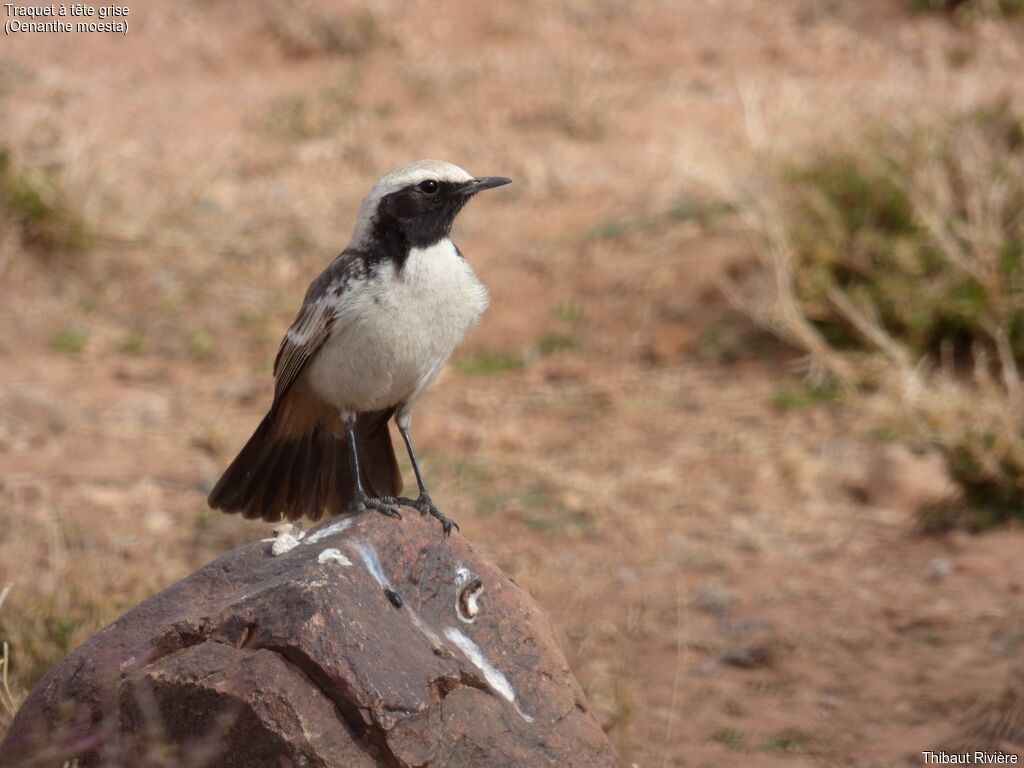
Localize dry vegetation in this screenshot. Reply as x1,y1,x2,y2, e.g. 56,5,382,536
736,102,1024,532
909,0,1024,16
0,585,16,735
1,1,1024,765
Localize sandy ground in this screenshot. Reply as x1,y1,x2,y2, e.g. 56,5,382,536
2,1,1024,765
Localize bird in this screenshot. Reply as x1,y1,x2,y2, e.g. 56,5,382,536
208,160,511,535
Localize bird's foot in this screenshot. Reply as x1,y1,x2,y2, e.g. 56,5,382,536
398,493,459,537
357,495,403,520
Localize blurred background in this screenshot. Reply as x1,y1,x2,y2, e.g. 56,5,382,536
2,1,1024,765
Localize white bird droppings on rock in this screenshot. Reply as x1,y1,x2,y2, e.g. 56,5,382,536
303,517,353,544
268,523,305,556
271,534,301,556
443,626,533,723
317,548,353,567
353,541,389,587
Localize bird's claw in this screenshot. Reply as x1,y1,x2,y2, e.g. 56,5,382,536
358,495,403,519
398,494,459,537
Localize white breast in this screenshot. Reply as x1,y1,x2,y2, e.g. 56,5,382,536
306,239,488,414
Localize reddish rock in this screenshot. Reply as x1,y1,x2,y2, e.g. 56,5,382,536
0,513,618,768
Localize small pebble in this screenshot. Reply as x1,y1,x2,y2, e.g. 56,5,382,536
927,558,953,581
385,588,403,608
720,643,775,669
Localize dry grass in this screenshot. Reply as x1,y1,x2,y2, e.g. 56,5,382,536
267,0,383,59
0,585,17,734
960,664,1024,746
733,102,1024,529
910,0,1024,16
0,149,90,271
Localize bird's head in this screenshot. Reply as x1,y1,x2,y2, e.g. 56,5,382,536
352,160,511,249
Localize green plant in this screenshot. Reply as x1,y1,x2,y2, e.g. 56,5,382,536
119,330,148,355
713,727,747,751
187,328,215,360
780,105,1024,366
0,149,90,257
537,331,578,356
909,0,1024,16
895,369,1024,531
738,103,1024,529
50,329,88,354
760,728,810,752
589,219,632,241
0,584,115,694
771,382,841,410
454,349,524,376
537,304,586,357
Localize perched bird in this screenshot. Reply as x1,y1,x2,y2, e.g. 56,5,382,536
208,160,511,535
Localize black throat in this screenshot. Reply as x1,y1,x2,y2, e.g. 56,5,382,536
368,182,469,270
367,209,415,270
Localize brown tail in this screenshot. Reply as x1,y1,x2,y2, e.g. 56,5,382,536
207,409,403,523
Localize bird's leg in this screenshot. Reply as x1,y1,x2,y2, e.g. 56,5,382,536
396,422,459,536
344,416,402,520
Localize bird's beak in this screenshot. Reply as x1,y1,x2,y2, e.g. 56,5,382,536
460,176,512,196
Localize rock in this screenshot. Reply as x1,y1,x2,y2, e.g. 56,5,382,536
716,617,788,670
718,643,778,670
0,513,618,768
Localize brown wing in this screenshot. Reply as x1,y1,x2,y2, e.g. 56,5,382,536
271,250,367,408
272,297,335,409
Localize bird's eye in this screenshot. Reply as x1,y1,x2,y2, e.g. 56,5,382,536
418,180,439,194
